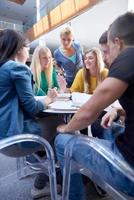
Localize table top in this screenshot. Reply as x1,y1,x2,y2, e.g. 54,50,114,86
43,109,77,114
40,92,121,114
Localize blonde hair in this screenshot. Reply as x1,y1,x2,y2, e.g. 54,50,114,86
60,26,74,37
83,47,105,93
31,46,53,91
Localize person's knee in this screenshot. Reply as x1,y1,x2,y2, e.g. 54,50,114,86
55,134,62,148
54,133,74,153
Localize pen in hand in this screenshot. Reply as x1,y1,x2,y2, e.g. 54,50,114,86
47,87,58,102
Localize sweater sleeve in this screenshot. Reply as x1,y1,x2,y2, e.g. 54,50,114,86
70,69,84,92
101,68,109,81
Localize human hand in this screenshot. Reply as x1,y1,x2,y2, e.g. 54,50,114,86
57,124,67,133
57,75,67,93
101,108,118,128
47,88,58,101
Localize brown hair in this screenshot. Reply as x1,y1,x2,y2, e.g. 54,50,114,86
0,29,29,66
109,12,134,45
83,47,105,93
99,31,108,44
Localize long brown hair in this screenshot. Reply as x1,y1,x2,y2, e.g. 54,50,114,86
83,47,105,93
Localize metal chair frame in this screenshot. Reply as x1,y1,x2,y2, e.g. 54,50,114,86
0,134,58,200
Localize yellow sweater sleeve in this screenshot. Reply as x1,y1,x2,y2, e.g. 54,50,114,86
70,69,84,93
101,68,109,80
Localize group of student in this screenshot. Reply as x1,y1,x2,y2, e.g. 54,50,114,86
0,11,134,200
30,26,108,98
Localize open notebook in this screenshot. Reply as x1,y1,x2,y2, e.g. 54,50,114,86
48,93,92,111
71,92,121,111
34,94,120,112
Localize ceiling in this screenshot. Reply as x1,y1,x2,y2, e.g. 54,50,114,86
0,0,50,24
0,0,129,54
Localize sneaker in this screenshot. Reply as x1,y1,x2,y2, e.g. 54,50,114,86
26,155,39,165
31,182,62,199
26,154,48,171
93,183,107,197
56,168,62,186
34,173,48,189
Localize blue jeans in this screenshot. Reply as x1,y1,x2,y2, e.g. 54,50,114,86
55,124,134,200
91,120,125,140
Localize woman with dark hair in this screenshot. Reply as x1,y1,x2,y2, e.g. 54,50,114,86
0,29,58,146
0,29,61,198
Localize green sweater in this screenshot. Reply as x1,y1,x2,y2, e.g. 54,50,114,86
35,67,59,96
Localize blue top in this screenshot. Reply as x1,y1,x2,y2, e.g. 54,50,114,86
54,42,83,87
0,60,45,139
68,54,77,64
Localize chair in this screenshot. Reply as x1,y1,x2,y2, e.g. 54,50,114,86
0,134,58,200
16,152,49,179
62,135,134,200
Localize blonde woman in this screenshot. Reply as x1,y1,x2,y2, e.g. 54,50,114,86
30,46,64,198
54,26,83,87
59,47,108,94
31,46,59,96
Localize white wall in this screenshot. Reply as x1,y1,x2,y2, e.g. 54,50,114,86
71,0,128,47
31,0,128,51
128,0,134,11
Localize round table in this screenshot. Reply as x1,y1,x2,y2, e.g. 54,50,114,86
43,100,78,123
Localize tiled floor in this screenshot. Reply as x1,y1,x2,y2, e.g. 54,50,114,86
0,153,114,200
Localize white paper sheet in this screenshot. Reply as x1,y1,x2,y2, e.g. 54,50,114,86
34,96,46,101
57,93,71,101
72,92,92,107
